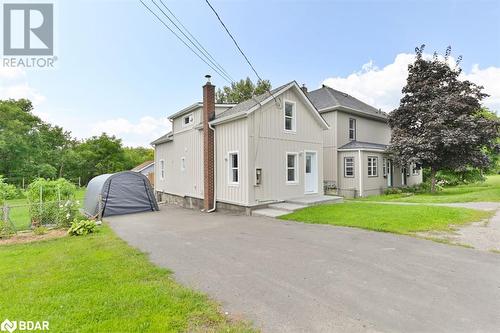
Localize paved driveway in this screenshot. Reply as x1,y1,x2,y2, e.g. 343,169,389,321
107,205,500,333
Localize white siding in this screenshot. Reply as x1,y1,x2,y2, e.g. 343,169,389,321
248,88,325,205
155,129,204,199
215,118,249,205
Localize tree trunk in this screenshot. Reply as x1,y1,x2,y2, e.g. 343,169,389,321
430,167,437,193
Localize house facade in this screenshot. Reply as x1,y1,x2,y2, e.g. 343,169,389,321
308,86,422,197
152,77,422,212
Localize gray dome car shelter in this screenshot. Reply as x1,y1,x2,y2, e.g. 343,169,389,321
84,171,159,217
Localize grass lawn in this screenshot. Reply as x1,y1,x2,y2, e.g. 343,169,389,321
279,202,492,235
5,188,86,231
359,175,500,203
0,225,253,332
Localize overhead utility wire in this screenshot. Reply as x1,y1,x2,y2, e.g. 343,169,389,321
204,0,278,101
139,0,232,84
157,0,235,82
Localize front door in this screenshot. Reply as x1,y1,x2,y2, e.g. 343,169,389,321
304,152,318,193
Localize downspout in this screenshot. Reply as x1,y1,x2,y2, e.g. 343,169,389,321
358,150,363,197
207,122,217,213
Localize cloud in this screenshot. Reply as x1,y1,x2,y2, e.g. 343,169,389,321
322,53,500,113
0,67,45,106
91,116,172,147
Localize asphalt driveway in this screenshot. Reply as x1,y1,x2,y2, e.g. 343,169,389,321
107,205,500,333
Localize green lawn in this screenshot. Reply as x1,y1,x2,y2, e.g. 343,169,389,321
5,188,86,231
280,202,492,235
359,175,500,203
0,225,253,332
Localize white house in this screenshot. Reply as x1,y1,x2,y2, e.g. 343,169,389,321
152,76,422,213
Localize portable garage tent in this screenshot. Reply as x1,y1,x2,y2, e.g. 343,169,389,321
84,171,159,217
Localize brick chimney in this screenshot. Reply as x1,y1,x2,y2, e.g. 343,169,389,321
300,84,308,94
203,75,215,211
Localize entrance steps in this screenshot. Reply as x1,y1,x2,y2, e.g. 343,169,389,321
251,195,343,218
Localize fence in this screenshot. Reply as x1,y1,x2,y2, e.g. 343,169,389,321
1,199,82,234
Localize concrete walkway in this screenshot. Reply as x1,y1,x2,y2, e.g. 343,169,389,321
370,201,500,252
107,205,500,333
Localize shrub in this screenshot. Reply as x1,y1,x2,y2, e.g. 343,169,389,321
384,187,402,195
68,219,97,236
0,219,15,239
33,226,48,235
26,178,76,202
0,176,21,203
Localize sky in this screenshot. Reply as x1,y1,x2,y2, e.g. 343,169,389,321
1,0,499,147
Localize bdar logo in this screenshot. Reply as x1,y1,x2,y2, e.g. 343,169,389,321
0,319,17,333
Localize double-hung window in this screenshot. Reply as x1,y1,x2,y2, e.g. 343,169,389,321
284,101,296,132
367,156,378,177
349,118,356,140
228,152,239,185
382,158,387,177
411,163,420,176
160,159,165,180
286,153,298,183
344,157,354,177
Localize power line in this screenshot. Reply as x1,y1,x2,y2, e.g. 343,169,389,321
157,0,235,82
139,0,232,84
152,0,234,83
204,0,264,83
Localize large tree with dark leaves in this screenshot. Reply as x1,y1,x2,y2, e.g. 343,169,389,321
216,77,271,103
388,45,499,192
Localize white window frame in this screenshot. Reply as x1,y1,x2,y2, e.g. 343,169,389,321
283,100,296,133
286,152,299,184
180,157,186,172
344,157,354,178
182,113,194,127
412,163,420,176
159,159,165,180
349,118,356,141
367,156,378,177
228,151,239,186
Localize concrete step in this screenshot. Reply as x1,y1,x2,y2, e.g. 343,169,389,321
286,195,343,206
268,202,307,212
252,208,290,218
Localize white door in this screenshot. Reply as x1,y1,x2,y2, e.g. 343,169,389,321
387,160,392,187
304,152,318,193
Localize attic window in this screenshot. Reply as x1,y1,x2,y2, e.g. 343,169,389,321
284,100,296,132
182,113,194,127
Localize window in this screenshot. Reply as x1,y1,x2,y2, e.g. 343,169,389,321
412,163,420,176
160,159,165,180
228,152,239,185
344,157,354,177
182,113,194,127
180,157,186,172
286,153,298,183
367,156,378,177
349,118,356,140
284,100,296,132
383,158,387,177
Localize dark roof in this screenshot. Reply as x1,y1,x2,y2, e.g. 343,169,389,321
214,82,293,121
338,141,388,151
307,86,387,120
131,160,154,172
151,132,173,145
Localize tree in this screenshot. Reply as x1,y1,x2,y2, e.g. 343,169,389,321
216,77,271,103
123,147,154,170
388,45,499,192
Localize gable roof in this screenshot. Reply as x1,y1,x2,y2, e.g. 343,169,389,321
211,81,329,129
338,141,388,151
307,85,388,121
168,102,236,120
151,131,173,146
131,160,154,172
